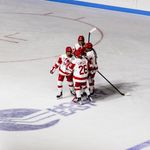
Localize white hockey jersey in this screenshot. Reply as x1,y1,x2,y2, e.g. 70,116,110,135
67,57,92,82
54,54,75,76
73,43,85,55
74,43,81,50
86,50,98,73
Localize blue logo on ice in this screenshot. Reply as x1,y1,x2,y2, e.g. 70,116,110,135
0,102,96,131
127,140,150,150
0,108,60,131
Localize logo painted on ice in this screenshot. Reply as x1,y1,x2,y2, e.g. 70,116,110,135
127,140,150,150
0,108,60,131
0,102,96,131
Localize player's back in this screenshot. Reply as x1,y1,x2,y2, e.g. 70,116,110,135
72,57,89,82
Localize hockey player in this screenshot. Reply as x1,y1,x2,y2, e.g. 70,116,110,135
73,35,86,56
75,35,85,49
50,46,75,99
85,42,98,95
67,47,93,104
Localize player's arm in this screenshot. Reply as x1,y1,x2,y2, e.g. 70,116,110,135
50,56,62,74
66,62,75,74
87,59,94,75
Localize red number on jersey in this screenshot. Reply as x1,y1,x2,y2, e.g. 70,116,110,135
79,65,88,75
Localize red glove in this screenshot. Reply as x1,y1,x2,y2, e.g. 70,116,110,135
50,67,56,74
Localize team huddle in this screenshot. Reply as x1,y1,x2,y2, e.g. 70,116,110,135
50,35,98,104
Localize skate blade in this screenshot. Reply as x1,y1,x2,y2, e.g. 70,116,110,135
88,98,95,103
72,99,83,105
85,97,95,103
56,96,63,100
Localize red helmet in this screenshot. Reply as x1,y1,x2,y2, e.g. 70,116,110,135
75,47,85,57
75,47,82,57
78,35,85,41
81,47,86,55
66,46,72,53
85,42,93,49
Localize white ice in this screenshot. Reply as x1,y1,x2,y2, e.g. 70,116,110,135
0,0,150,150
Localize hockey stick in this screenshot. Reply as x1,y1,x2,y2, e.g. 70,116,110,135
88,29,129,96
88,28,97,42
87,27,98,60
97,71,130,96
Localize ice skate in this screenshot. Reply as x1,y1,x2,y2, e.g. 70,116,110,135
70,90,76,96
56,92,63,99
90,89,95,96
87,95,94,102
78,98,83,105
72,97,82,105
81,91,87,97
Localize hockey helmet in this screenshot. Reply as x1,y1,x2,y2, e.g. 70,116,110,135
66,46,72,53
81,46,86,55
85,42,93,49
75,47,85,57
78,35,85,41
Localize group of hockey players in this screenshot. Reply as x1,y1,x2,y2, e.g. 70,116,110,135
50,35,98,104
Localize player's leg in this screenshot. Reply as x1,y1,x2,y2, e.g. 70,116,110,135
66,74,75,96
57,74,65,99
88,73,96,95
82,82,94,102
73,82,82,103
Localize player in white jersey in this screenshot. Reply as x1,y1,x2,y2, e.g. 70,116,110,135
85,42,98,95
50,47,75,99
67,47,93,104
73,35,86,56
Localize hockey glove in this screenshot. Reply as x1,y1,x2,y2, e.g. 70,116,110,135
50,67,56,74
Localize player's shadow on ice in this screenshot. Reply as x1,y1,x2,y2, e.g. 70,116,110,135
93,82,137,101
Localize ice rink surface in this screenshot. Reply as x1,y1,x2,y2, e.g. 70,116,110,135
0,0,150,150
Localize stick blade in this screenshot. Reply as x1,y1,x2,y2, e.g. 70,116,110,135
121,92,131,96
89,28,97,33
125,92,131,96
